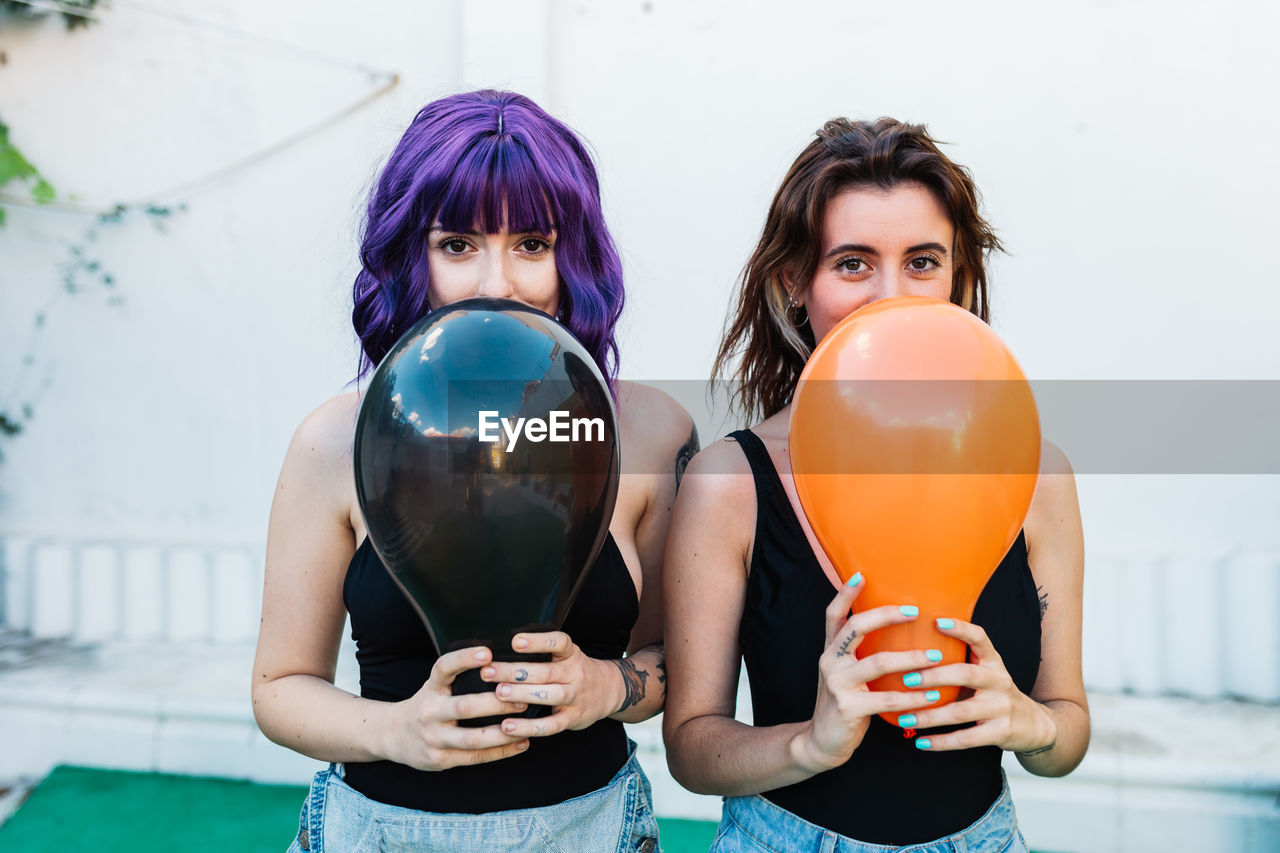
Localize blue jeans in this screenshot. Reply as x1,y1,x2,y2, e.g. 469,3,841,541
285,741,660,852
709,771,1027,853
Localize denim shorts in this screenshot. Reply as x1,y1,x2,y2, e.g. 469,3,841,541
285,740,661,853
709,770,1027,853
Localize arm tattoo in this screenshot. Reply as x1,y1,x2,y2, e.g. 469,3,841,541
674,424,700,489
610,658,649,712
649,642,667,699
836,630,857,658
1036,585,1048,621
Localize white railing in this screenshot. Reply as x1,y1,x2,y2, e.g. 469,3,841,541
1,536,265,645
1082,550,1280,703
2,536,1279,702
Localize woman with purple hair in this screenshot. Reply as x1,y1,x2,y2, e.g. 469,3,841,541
252,90,696,852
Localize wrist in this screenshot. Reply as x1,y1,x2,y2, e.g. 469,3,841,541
602,657,629,718
1013,699,1058,756
370,698,404,762
789,723,839,776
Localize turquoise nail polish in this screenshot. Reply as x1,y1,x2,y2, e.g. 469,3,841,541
926,649,943,663
904,672,923,687
898,714,917,728
936,618,955,630
847,572,863,587
925,690,941,702
899,605,919,617
916,738,932,750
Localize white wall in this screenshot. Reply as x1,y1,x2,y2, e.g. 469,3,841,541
2,1,1277,681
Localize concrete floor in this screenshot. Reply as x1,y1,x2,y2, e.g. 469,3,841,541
1,634,1277,852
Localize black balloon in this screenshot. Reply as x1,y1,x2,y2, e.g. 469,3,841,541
353,298,620,704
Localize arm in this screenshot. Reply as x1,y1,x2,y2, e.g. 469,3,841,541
888,441,1090,776
251,397,530,769
483,385,697,731
662,440,938,795
1015,441,1089,775
611,409,701,722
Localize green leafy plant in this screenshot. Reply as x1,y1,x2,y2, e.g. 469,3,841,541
0,0,101,31
0,118,55,225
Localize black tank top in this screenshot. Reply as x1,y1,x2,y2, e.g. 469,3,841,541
341,533,637,813
731,429,1041,845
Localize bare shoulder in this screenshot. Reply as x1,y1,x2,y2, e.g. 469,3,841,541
664,436,758,580
615,381,698,470
293,392,360,453
1027,439,1080,524
673,435,755,510
1024,439,1084,583
287,393,359,467
276,392,361,517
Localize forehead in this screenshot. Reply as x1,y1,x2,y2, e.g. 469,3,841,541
821,183,953,249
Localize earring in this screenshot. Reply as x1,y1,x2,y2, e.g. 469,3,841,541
785,289,809,327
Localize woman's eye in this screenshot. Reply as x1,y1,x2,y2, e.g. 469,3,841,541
520,238,550,253
837,257,866,273
909,255,940,271
440,238,469,254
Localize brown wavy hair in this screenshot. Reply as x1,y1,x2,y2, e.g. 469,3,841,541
713,117,1003,423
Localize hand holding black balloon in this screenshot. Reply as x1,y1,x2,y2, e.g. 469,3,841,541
353,298,620,724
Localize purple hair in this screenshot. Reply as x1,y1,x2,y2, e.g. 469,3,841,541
352,90,625,383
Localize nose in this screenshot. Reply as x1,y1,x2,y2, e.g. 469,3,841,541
872,269,909,303
474,253,516,300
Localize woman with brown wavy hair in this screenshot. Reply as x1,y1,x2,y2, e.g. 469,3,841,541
663,118,1088,851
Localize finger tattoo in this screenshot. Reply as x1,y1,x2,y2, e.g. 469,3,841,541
836,630,858,658
514,668,529,682
610,658,649,712
532,689,549,700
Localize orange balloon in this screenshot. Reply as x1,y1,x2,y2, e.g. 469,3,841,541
789,296,1040,725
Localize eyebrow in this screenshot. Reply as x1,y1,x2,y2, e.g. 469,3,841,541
823,242,950,260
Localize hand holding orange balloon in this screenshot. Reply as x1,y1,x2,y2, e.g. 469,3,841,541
789,296,1040,725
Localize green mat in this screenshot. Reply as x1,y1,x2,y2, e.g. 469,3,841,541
0,766,718,852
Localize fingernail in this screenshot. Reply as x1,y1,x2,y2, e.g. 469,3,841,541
926,649,943,663
898,714,917,727
513,636,529,650
481,667,496,679
925,690,941,702
517,740,529,750
904,672,923,687
474,649,488,661
936,618,955,630
899,605,919,618
846,572,863,587
915,738,932,750
502,720,516,732
497,685,511,698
